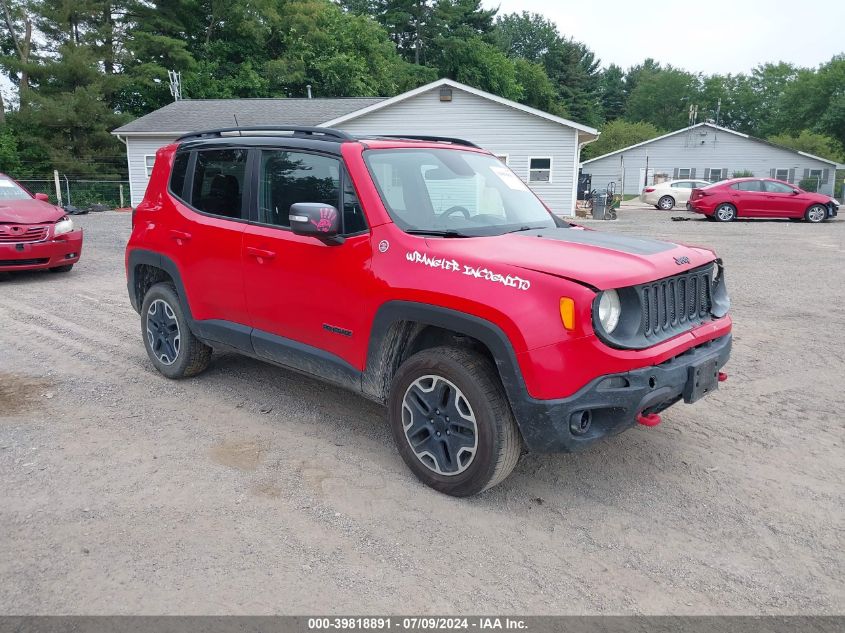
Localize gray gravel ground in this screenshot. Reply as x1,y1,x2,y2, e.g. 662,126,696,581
0,208,843,615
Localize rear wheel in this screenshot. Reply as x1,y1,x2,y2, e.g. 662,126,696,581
49,264,73,273
388,346,521,496
140,282,211,379
804,204,827,223
658,195,675,210
714,203,736,222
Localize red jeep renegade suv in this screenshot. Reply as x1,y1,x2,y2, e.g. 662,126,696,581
126,127,732,496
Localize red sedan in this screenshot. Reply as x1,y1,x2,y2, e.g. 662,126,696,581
689,178,838,223
0,174,83,273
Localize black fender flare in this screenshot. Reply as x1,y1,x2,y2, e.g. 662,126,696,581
126,248,193,320
362,301,529,412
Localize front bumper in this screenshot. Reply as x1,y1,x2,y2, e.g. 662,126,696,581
0,230,83,272
511,333,732,453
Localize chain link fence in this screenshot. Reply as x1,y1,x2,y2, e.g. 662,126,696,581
18,178,130,210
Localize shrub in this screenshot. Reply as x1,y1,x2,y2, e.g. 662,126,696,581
732,170,754,178
799,178,819,192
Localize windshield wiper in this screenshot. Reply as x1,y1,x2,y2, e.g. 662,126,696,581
405,229,471,238
505,225,548,234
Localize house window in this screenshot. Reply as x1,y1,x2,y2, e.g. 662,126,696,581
677,168,691,180
708,168,723,182
145,155,156,177
494,154,509,165
528,157,552,183
775,168,789,181
808,169,823,181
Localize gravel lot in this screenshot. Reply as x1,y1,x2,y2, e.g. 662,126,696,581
1,207,843,615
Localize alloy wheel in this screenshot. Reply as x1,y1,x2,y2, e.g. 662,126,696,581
401,375,478,476
146,299,181,365
716,205,735,221
807,205,826,223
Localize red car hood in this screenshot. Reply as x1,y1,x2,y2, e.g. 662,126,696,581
428,227,716,291
0,198,65,224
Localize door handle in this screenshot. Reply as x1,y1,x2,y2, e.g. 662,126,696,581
246,246,276,261
169,230,192,243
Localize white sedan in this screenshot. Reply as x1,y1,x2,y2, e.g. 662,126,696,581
642,179,712,210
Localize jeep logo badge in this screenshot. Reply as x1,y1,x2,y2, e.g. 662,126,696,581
674,256,690,265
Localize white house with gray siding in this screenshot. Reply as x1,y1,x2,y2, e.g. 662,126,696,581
112,78,598,214
583,122,842,197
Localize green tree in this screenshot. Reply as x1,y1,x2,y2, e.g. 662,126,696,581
582,119,662,160
768,130,844,162
0,124,21,172
625,67,700,130
493,11,558,62
598,63,625,121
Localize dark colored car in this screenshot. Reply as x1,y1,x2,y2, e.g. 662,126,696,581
689,177,838,223
0,174,83,273
126,126,732,496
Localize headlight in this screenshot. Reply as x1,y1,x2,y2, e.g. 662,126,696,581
711,263,719,284
54,216,73,236
597,289,621,333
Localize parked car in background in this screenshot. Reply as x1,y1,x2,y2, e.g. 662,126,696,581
642,179,712,210
0,174,83,273
689,178,838,223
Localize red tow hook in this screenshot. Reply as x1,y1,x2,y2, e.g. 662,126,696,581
637,412,662,427
718,372,728,382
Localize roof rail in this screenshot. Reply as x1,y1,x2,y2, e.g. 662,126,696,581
375,134,479,148
176,126,355,142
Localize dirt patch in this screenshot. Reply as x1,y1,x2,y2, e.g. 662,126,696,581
0,373,52,417
209,439,268,471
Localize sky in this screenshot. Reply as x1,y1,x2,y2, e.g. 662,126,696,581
483,0,845,75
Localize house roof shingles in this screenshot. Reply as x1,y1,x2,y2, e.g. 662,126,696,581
113,97,387,135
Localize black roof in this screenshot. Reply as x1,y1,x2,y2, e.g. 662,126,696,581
113,97,387,135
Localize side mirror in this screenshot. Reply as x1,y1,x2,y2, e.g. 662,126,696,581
289,202,344,244
34,193,49,202
792,188,801,195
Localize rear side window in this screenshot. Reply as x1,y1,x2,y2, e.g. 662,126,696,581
731,180,762,192
191,149,248,219
764,180,794,193
169,152,189,199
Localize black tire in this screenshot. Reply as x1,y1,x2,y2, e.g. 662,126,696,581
714,203,737,222
140,282,211,379
388,346,521,496
49,264,73,273
685,202,692,211
657,195,675,210
804,204,827,223
653,205,660,209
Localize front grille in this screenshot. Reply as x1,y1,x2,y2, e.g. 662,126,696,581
641,264,713,338
0,258,49,266
0,225,49,243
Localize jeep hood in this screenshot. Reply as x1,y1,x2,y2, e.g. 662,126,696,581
430,227,716,291
0,198,65,224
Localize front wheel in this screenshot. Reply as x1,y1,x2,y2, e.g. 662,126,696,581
714,203,737,222
658,195,675,210
388,347,522,496
140,282,211,379
805,204,827,223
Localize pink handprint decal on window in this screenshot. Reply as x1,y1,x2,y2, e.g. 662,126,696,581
311,207,337,233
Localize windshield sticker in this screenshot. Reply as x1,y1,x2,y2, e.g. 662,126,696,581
490,165,530,192
406,250,530,291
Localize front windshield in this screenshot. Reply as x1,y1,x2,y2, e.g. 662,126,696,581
365,149,558,236
0,178,33,200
